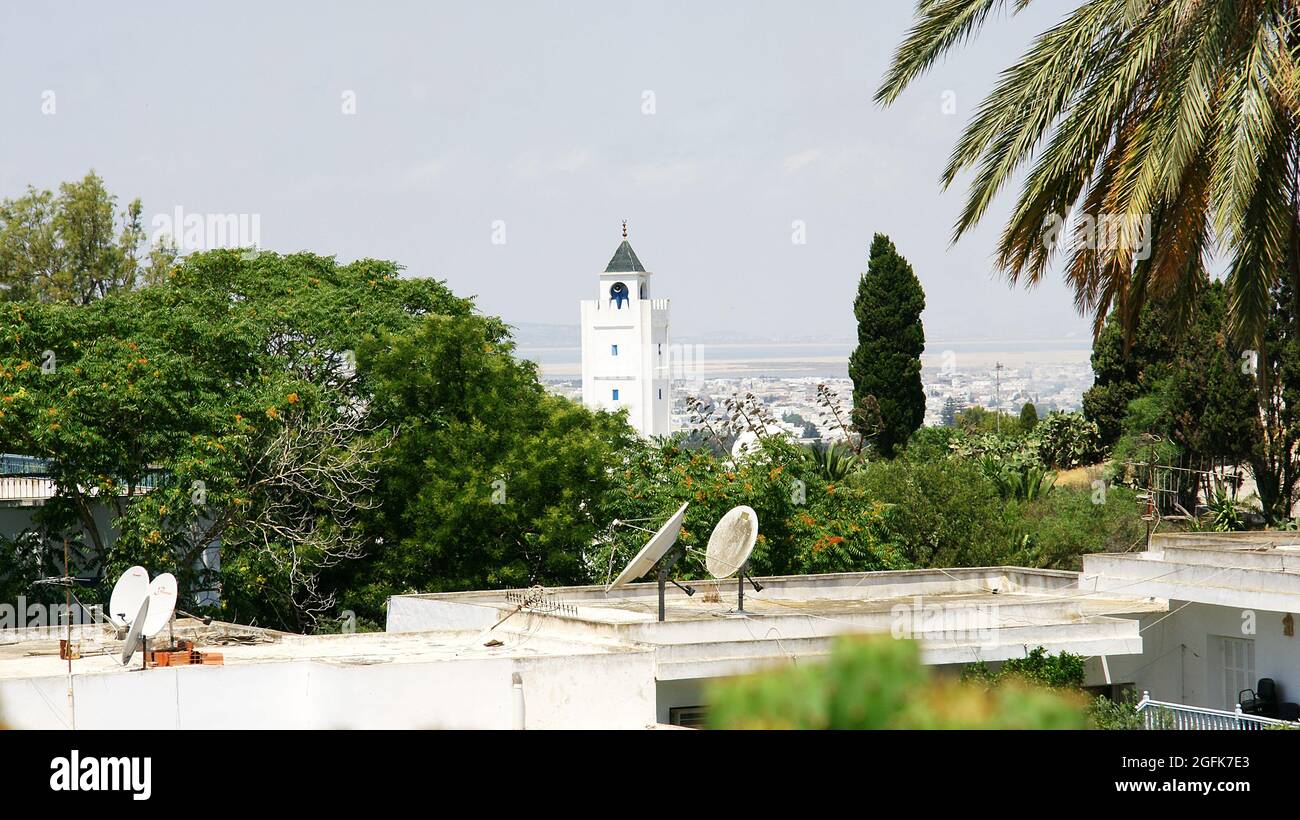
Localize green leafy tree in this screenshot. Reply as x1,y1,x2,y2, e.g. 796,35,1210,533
848,234,925,457
0,171,173,303
1248,276,1300,521
336,314,638,618
1090,281,1262,512
0,249,475,630
1083,299,1181,447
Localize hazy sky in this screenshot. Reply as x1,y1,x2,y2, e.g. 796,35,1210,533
0,1,1093,343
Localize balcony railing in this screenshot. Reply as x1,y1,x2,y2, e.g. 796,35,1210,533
1135,691,1299,730
0,455,166,504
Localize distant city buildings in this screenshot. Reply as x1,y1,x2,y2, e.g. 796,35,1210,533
551,358,1093,439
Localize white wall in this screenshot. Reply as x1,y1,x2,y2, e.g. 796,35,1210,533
0,651,658,730
1095,601,1300,710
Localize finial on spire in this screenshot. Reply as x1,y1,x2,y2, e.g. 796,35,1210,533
622,220,628,239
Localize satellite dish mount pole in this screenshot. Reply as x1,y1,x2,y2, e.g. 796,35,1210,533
736,560,763,615
656,544,693,622
737,560,748,614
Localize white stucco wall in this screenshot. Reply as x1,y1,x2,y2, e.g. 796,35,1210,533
1093,601,1300,711
0,651,657,730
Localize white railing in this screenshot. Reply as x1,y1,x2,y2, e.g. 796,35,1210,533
0,476,159,504
1135,691,1299,730
0,476,58,502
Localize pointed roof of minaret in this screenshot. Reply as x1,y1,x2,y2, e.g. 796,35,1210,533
604,221,646,272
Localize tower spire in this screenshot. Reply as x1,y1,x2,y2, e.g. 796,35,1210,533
622,220,628,239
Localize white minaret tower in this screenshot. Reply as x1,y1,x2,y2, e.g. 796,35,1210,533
580,222,670,436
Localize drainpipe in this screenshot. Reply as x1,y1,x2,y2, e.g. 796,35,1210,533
511,672,525,730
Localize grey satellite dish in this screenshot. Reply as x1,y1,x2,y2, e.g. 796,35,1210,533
120,596,149,666
107,565,149,629
140,573,178,639
706,506,758,578
608,502,689,590
606,502,694,621
705,505,763,613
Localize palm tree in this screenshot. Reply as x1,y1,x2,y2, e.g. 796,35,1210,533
878,1,1300,344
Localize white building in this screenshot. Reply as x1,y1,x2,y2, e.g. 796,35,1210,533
1083,531,1300,721
19,531,1300,729
0,566,1156,729
580,225,671,437
387,567,1156,726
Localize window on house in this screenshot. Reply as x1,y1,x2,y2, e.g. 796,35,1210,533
668,705,708,728
611,344,618,356
1217,636,1255,710
611,389,619,401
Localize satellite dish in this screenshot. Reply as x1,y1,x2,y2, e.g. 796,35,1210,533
120,597,149,665
706,506,758,579
140,573,177,638
108,566,150,628
607,502,689,591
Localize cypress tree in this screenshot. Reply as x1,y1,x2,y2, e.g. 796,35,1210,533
1019,402,1038,432
848,234,926,457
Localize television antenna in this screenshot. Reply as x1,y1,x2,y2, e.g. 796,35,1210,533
606,501,694,621
705,505,762,614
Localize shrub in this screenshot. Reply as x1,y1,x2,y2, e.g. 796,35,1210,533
963,647,1085,689
1003,483,1143,569
708,635,1087,729
1036,412,1105,469
848,459,1012,567
1086,690,1148,730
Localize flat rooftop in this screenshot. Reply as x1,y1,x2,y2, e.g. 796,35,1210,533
395,566,1161,622
1084,531,1300,612
390,567,1165,674
0,616,645,683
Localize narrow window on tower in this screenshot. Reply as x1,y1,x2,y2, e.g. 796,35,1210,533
611,344,618,356
612,389,619,401
658,389,662,400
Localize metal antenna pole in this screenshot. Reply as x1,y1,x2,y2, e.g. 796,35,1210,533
63,539,71,675
995,362,1003,434
64,539,75,729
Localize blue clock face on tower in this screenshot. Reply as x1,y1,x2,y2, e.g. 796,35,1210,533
609,281,629,308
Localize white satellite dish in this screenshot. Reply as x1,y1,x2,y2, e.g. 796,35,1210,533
605,502,694,621
107,566,150,629
706,506,758,579
706,505,763,614
120,597,149,666
140,573,178,639
607,502,690,591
